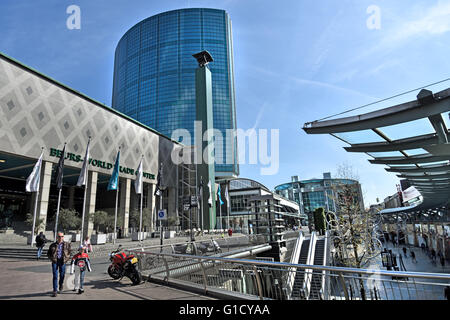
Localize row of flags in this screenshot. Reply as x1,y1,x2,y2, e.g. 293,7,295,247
26,143,155,196
26,142,229,235
26,145,230,206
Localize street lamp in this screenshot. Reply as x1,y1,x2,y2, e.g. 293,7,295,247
192,50,214,67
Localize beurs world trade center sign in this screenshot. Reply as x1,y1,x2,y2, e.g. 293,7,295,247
49,148,155,179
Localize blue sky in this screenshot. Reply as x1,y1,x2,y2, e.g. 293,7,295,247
1,0,450,207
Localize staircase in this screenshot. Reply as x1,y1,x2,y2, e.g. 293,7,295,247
291,239,310,299
0,247,48,260
309,238,326,299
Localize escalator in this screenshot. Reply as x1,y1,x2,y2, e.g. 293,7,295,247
291,239,310,299
309,238,326,299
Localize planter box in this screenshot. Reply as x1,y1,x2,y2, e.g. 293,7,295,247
69,233,81,242
131,232,146,241
164,231,176,239
91,234,107,245
106,233,117,242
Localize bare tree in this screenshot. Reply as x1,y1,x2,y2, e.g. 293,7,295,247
328,163,383,300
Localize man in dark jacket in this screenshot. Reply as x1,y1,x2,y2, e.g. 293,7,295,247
47,232,71,297
35,231,47,260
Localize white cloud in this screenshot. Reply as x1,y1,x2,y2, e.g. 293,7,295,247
390,0,450,41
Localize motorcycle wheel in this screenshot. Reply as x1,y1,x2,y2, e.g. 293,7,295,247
108,265,122,280
128,268,142,285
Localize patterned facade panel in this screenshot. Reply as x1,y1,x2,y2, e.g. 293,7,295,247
0,55,182,187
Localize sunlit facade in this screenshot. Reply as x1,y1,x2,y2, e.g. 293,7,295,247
274,173,364,218
111,8,238,177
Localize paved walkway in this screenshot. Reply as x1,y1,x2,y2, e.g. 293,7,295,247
0,255,216,300
379,241,450,274
0,233,235,300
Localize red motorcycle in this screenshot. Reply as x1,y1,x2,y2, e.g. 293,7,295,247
108,245,142,285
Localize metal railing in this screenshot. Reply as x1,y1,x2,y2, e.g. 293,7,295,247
127,249,450,300
126,234,268,256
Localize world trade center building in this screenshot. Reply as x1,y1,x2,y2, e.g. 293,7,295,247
111,8,239,178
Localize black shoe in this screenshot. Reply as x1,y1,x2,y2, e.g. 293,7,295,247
78,289,84,294
52,292,57,297
58,284,63,293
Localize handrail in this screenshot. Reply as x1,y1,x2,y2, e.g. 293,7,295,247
285,232,304,298
129,249,450,281
303,231,316,298
126,234,259,253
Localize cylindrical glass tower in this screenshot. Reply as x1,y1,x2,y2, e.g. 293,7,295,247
112,8,238,177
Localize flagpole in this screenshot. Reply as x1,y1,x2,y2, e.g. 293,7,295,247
54,142,66,242
195,162,199,233
31,188,40,247
80,173,88,247
30,147,44,247
54,188,62,242
79,137,91,248
227,182,230,230
199,192,203,234
139,156,143,242
113,147,121,245
139,190,143,241
219,197,222,230
113,181,119,245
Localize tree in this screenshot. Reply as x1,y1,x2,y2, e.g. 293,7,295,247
313,207,326,235
25,213,45,234
55,208,81,234
129,207,152,231
92,210,109,234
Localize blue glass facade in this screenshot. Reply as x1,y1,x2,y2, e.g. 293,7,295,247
274,175,364,216
112,8,238,177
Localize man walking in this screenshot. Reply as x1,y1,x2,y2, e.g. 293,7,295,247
47,232,72,297
410,250,417,263
35,231,47,260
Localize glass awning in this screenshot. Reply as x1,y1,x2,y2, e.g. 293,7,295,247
303,88,450,213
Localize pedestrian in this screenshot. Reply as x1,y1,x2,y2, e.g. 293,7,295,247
70,246,92,294
228,228,233,237
47,232,72,297
445,286,450,301
440,255,445,268
421,243,425,252
410,250,417,263
35,231,47,260
83,236,93,253
402,247,407,257
431,249,436,261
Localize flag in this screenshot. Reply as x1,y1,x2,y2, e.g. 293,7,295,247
225,185,230,204
107,150,120,191
55,144,65,190
77,139,90,187
154,163,163,196
198,176,204,201
26,150,43,192
207,180,212,207
134,157,143,194
217,184,224,205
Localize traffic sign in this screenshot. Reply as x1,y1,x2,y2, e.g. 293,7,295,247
190,195,198,207
157,209,167,220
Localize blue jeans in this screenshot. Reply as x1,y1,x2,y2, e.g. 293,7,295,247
52,259,66,292
37,247,43,259
79,270,85,290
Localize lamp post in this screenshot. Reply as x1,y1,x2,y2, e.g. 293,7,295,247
192,50,216,231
